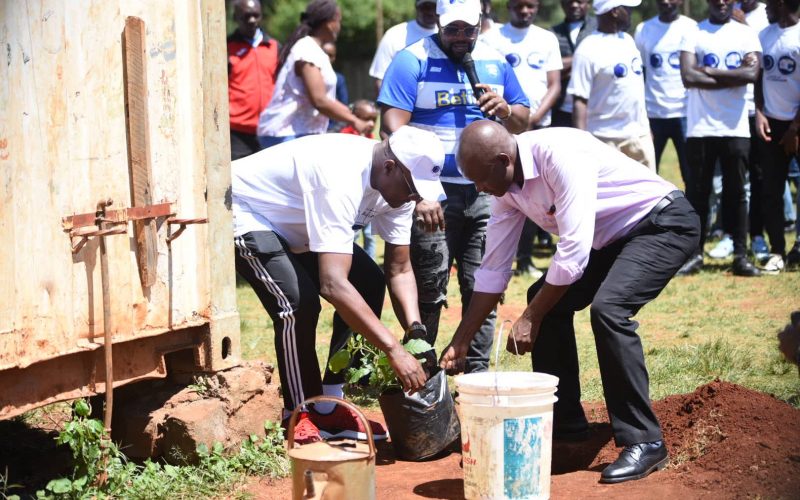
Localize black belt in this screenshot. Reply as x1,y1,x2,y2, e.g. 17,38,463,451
651,190,685,217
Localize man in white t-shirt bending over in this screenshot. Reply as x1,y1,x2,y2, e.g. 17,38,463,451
634,0,696,183
369,0,438,94
232,126,444,444
568,0,656,170
677,0,763,277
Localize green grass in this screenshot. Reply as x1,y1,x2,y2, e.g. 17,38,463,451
238,142,800,409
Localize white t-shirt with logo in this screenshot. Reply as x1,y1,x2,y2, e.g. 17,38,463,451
483,24,563,126
567,31,649,139
679,19,762,138
635,15,697,119
369,20,437,81
232,134,413,254
257,36,337,138
759,22,800,121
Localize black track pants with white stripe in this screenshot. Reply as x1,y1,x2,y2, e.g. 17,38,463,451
234,230,385,411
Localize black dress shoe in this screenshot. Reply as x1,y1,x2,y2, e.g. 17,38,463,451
732,256,761,277
676,254,703,276
600,440,668,484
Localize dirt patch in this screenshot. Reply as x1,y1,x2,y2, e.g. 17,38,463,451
247,380,799,499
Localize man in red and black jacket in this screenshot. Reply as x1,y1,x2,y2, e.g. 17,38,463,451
227,0,279,160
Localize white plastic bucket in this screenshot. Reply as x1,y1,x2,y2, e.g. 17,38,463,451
455,371,559,500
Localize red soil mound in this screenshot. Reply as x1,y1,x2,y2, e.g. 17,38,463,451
571,380,800,498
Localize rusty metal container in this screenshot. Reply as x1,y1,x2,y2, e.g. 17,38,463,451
287,397,376,500
0,0,239,420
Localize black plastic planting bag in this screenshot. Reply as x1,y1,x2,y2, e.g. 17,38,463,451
378,368,460,461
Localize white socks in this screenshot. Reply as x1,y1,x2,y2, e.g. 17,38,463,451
314,383,344,414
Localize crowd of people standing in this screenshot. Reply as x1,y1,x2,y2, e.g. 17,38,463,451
226,0,798,486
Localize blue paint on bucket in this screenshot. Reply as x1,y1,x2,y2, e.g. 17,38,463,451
504,416,543,499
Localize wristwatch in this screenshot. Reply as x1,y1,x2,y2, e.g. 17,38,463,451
406,321,427,339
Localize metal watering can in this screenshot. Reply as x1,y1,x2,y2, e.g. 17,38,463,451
287,396,376,500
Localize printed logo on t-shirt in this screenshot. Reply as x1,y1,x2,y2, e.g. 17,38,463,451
764,55,775,70
434,85,501,107
486,64,500,77
506,53,522,67
614,63,628,78
632,57,643,75
702,53,720,68
778,56,797,75
724,52,742,70
527,52,545,70
650,53,663,68
668,51,681,69
353,207,377,231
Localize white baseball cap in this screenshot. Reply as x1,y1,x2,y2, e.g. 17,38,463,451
437,0,481,27
594,0,641,16
388,126,446,202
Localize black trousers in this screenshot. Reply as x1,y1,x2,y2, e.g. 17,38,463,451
230,129,262,161
748,117,765,239
686,137,750,256
759,118,799,256
234,231,385,411
526,195,700,446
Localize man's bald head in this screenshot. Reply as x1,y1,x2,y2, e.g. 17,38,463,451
457,121,518,196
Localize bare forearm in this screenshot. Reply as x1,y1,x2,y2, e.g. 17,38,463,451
503,104,530,134
682,67,723,88
313,97,359,125
530,85,561,127
320,280,400,353
450,291,502,347
523,282,569,325
704,67,759,87
386,269,420,330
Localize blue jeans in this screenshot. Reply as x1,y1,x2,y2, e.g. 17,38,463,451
410,183,495,373
355,223,377,261
650,117,690,186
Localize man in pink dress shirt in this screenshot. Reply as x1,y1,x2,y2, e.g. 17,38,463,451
440,120,700,484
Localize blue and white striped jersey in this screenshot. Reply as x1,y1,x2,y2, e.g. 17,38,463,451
378,35,529,183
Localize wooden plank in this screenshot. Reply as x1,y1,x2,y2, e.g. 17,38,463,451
122,16,158,288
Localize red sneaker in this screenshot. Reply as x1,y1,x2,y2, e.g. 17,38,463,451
284,411,322,445
310,404,389,441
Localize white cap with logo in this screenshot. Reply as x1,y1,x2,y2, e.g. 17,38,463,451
593,0,641,16
437,0,481,27
388,126,446,202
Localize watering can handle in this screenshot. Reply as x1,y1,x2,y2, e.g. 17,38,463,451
286,395,376,458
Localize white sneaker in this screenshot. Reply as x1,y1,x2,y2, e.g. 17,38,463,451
760,254,785,275
708,235,734,259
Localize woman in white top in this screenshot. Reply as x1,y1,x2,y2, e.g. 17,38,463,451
257,0,373,148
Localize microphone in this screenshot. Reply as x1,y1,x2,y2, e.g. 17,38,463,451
461,53,491,119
